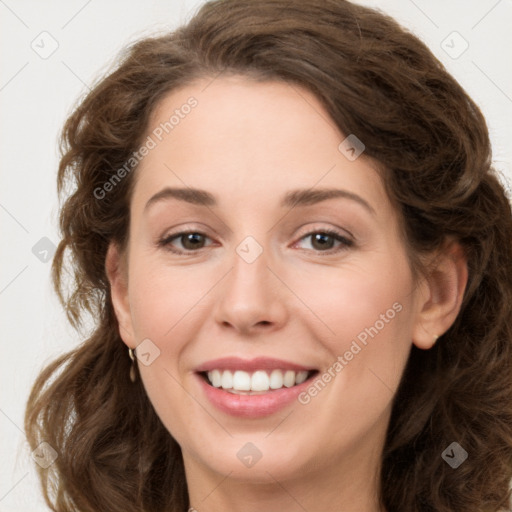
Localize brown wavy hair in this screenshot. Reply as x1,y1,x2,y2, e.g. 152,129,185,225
24,0,512,510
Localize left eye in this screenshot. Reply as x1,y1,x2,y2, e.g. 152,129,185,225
158,230,353,254
295,230,353,253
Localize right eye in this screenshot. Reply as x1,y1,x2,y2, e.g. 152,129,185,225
158,231,214,254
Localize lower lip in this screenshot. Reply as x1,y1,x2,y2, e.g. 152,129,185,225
197,373,313,418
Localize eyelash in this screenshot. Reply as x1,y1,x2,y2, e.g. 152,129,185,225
157,228,354,256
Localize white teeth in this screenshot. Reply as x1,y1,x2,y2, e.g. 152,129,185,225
232,370,251,391
269,369,283,389
295,370,308,385
220,370,233,389
206,369,311,392
210,369,222,387
283,370,295,388
251,370,270,391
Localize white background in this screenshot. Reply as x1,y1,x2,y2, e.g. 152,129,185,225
1,0,511,510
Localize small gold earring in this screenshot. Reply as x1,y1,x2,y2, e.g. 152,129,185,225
433,334,439,344
128,348,136,383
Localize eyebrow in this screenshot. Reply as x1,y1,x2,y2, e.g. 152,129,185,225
144,186,376,215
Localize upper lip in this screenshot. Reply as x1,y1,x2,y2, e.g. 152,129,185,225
195,356,317,373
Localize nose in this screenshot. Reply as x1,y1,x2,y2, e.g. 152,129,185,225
213,243,288,336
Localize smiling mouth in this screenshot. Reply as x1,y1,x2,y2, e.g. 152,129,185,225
200,369,319,394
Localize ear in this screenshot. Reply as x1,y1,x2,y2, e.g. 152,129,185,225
412,239,468,350
105,241,136,349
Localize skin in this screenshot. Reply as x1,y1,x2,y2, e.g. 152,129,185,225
106,75,468,512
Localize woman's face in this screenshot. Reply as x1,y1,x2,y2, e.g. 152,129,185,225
111,75,427,490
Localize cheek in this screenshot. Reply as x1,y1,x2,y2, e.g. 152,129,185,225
288,252,413,348
291,249,415,411
293,254,414,431
126,260,204,438
127,258,208,343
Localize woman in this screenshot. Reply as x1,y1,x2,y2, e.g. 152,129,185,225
25,0,512,511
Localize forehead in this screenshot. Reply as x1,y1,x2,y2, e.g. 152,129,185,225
131,75,388,215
